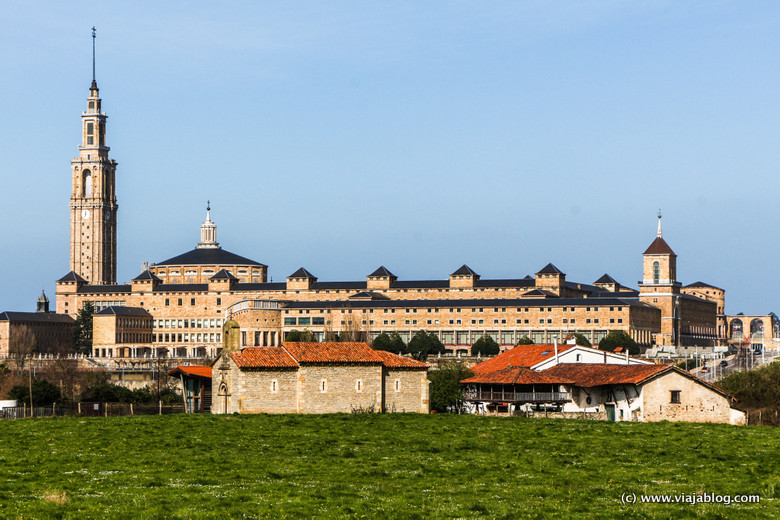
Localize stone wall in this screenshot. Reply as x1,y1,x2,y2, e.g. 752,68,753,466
382,368,429,413
296,364,383,414
640,370,733,424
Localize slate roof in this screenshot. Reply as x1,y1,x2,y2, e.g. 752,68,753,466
156,247,266,267
132,270,161,281
451,265,479,276
230,347,299,368
461,366,572,385
643,237,676,255
168,365,213,378
470,344,577,374
369,266,396,278
537,263,564,275
57,271,87,283
522,289,558,297
76,285,132,294
289,267,316,278
95,306,152,317
349,291,390,300
210,269,238,281
283,297,655,311
0,312,74,323
594,274,619,284
684,281,724,291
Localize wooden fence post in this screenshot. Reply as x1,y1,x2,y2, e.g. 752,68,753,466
104,403,108,417
130,403,134,416
159,400,162,415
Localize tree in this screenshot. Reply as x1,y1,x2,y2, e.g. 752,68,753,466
516,336,534,346
597,330,639,355
285,329,317,342
471,335,500,357
71,301,95,355
372,332,406,354
8,379,61,406
428,361,474,412
407,330,446,361
570,333,592,348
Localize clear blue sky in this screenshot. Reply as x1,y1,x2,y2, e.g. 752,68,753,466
1,2,779,315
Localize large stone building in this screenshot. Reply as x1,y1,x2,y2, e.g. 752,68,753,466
0,293,74,357
53,59,725,361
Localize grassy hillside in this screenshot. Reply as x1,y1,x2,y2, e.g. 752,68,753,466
0,414,777,519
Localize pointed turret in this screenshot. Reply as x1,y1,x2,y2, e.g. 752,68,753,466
198,202,220,248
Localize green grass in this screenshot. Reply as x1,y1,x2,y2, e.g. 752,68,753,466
0,414,777,519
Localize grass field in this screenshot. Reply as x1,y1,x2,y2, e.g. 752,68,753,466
0,414,778,519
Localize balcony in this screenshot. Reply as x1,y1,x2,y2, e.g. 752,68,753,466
464,390,570,403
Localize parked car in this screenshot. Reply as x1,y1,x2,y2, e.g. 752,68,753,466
720,360,728,368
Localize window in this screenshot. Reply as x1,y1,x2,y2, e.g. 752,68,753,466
177,298,183,306
653,261,660,283
164,298,170,306
355,380,363,392
190,298,196,306
671,390,681,404
320,379,327,393
394,380,400,392
271,380,278,393
298,318,310,326
284,318,296,325
312,317,325,325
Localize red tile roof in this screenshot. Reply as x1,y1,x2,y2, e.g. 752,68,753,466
282,342,384,364
643,236,676,255
461,366,572,385
373,350,428,369
231,347,299,368
542,363,670,386
168,365,213,378
470,344,576,374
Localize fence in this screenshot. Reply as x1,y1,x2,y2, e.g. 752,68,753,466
1,401,185,419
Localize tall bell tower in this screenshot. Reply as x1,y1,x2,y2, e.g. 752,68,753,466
69,28,118,285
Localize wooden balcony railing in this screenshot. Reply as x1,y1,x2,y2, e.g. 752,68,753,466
464,390,570,403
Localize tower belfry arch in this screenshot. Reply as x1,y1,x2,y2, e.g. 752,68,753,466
69,27,118,285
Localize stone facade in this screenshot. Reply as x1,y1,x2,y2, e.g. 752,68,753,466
209,342,429,415
0,311,74,356
69,79,117,285
54,70,725,360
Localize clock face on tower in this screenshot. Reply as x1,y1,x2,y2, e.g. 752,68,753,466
81,209,91,220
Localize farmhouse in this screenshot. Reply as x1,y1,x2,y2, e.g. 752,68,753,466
543,363,746,425
192,341,429,414
461,342,745,424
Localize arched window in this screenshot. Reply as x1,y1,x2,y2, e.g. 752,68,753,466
750,319,764,339
652,261,660,284
82,170,92,197
730,319,743,339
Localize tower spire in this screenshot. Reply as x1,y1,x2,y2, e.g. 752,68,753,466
199,203,219,249
657,209,663,238
91,27,97,90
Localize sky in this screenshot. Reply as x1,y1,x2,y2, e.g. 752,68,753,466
1,1,779,315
